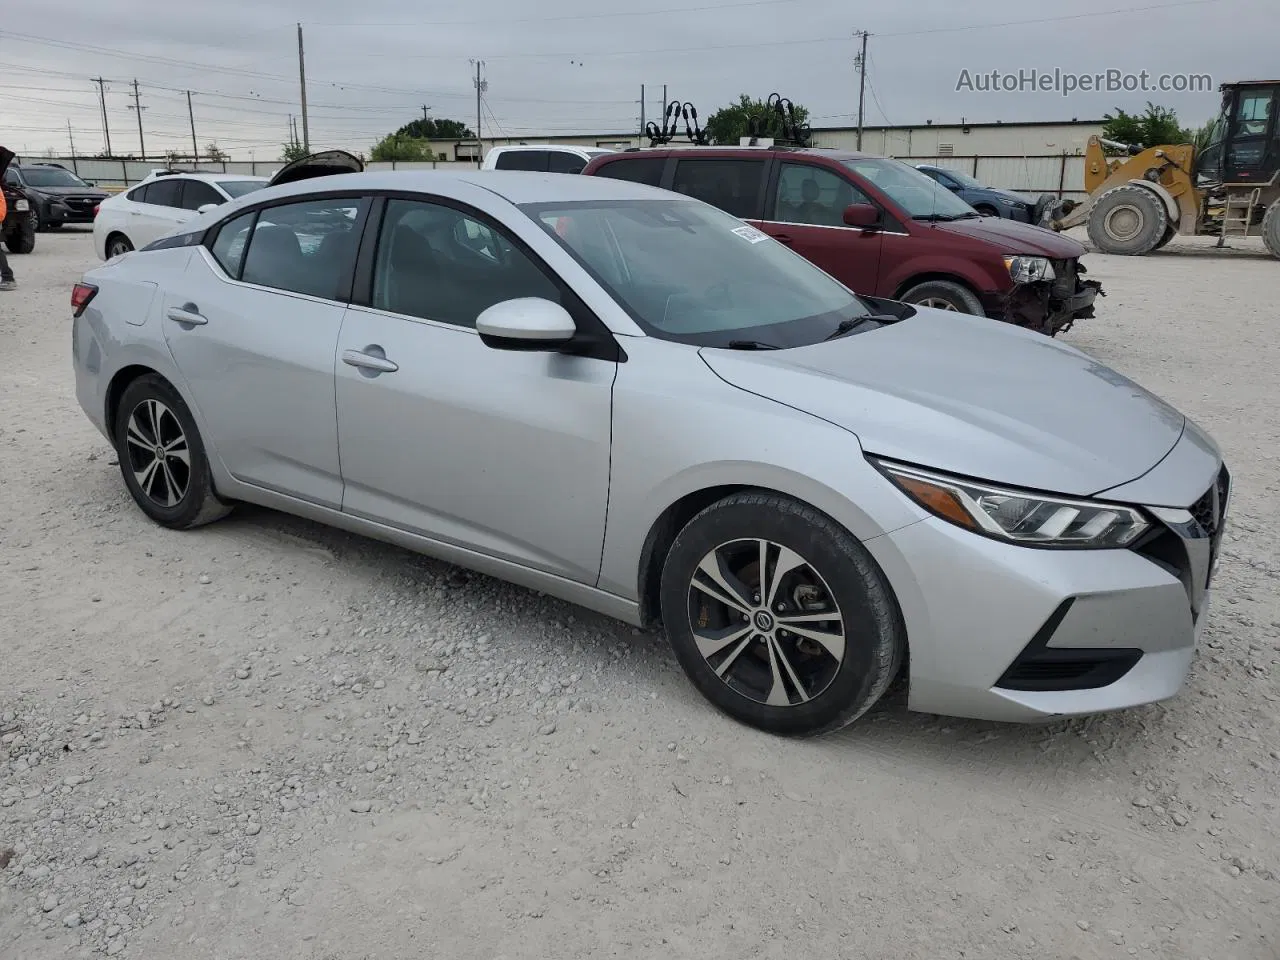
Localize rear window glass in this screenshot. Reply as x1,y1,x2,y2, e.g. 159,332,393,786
592,157,665,186
671,159,764,219
495,151,547,171
210,210,255,277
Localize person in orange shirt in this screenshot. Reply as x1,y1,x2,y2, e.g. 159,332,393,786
0,145,16,290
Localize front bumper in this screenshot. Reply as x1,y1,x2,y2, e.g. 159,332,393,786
865,459,1228,723
40,196,102,225
982,259,1104,337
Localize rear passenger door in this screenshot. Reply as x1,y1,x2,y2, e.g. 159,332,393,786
129,179,190,247
161,196,368,508
668,157,767,220
758,161,883,295
177,180,226,213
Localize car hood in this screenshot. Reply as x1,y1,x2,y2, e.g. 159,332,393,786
267,149,364,187
699,310,1186,497
929,215,1084,256
27,184,109,198
988,187,1036,206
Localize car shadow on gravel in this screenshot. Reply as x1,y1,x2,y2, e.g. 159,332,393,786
201,501,1171,789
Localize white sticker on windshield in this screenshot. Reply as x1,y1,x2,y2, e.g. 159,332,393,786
730,224,769,244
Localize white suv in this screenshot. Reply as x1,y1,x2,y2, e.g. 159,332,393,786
480,145,615,174
93,172,268,260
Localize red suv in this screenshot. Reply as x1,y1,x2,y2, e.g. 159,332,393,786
582,146,1101,336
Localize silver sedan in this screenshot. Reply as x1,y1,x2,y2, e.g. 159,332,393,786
71,164,1229,735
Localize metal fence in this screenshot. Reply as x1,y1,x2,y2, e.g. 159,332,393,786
25,152,1089,200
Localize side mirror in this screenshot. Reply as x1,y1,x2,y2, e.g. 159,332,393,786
945,182,963,192
476,297,576,351
842,203,881,229
197,203,219,214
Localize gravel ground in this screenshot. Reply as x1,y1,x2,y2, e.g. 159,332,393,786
1,228,1277,960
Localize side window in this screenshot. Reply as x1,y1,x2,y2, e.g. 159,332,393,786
128,184,151,204
547,152,586,174
179,180,224,211
209,210,256,277
592,157,665,186
670,159,764,218
773,163,871,228
371,198,561,328
240,198,362,299
495,150,547,171
145,179,182,208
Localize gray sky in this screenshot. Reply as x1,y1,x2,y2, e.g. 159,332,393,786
2,0,1272,160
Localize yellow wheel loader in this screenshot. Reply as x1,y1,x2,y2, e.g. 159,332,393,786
1048,81,1280,258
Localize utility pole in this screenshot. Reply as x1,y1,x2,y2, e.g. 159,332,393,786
127,79,147,160
471,60,487,168
639,83,645,144
91,77,112,157
66,120,77,157
186,91,199,162
854,31,869,151
421,104,431,122
297,23,311,151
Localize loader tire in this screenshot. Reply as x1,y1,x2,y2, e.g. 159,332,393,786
1153,225,1177,251
1087,183,1168,256
1263,198,1280,260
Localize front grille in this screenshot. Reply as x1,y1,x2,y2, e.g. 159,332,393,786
63,197,98,210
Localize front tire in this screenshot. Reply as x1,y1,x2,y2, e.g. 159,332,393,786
659,492,904,736
4,223,35,254
113,375,231,529
1087,183,1168,255
899,279,985,315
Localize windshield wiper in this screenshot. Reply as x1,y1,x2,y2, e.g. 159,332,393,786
726,339,781,350
912,213,961,222
822,315,890,342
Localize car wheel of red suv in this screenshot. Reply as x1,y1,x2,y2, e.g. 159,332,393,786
900,280,984,316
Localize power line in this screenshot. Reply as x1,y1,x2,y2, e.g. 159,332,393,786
307,0,797,26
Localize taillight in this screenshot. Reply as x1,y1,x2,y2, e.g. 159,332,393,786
71,282,98,317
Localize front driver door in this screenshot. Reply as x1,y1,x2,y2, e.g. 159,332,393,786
335,197,616,584
758,161,883,296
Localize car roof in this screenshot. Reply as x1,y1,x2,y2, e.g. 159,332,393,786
138,171,268,185
492,144,611,154
247,169,674,205
596,145,881,162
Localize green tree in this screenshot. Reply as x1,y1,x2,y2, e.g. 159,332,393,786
369,133,434,163
281,132,308,162
1102,102,1189,149
394,117,474,139
704,94,810,145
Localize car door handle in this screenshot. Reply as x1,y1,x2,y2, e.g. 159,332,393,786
773,233,795,245
166,305,207,325
342,349,399,374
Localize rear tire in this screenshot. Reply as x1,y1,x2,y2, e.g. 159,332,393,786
105,233,134,259
1087,183,1168,255
113,375,232,530
899,279,985,315
658,492,904,736
1153,225,1177,250
1263,198,1280,260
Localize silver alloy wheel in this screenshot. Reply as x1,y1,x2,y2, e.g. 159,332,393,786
124,399,191,507
687,538,845,706
917,297,960,311
107,237,132,258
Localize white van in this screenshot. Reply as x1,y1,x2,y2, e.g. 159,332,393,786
480,145,616,174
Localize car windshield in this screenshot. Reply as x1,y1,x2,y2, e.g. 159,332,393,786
20,167,91,188
521,198,873,348
217,180,266,198
941,168,984,189
846,158,978,220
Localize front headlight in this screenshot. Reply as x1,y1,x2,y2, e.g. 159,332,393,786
1003,255,1055,283
997,197,1019,206
872,459,1150,548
